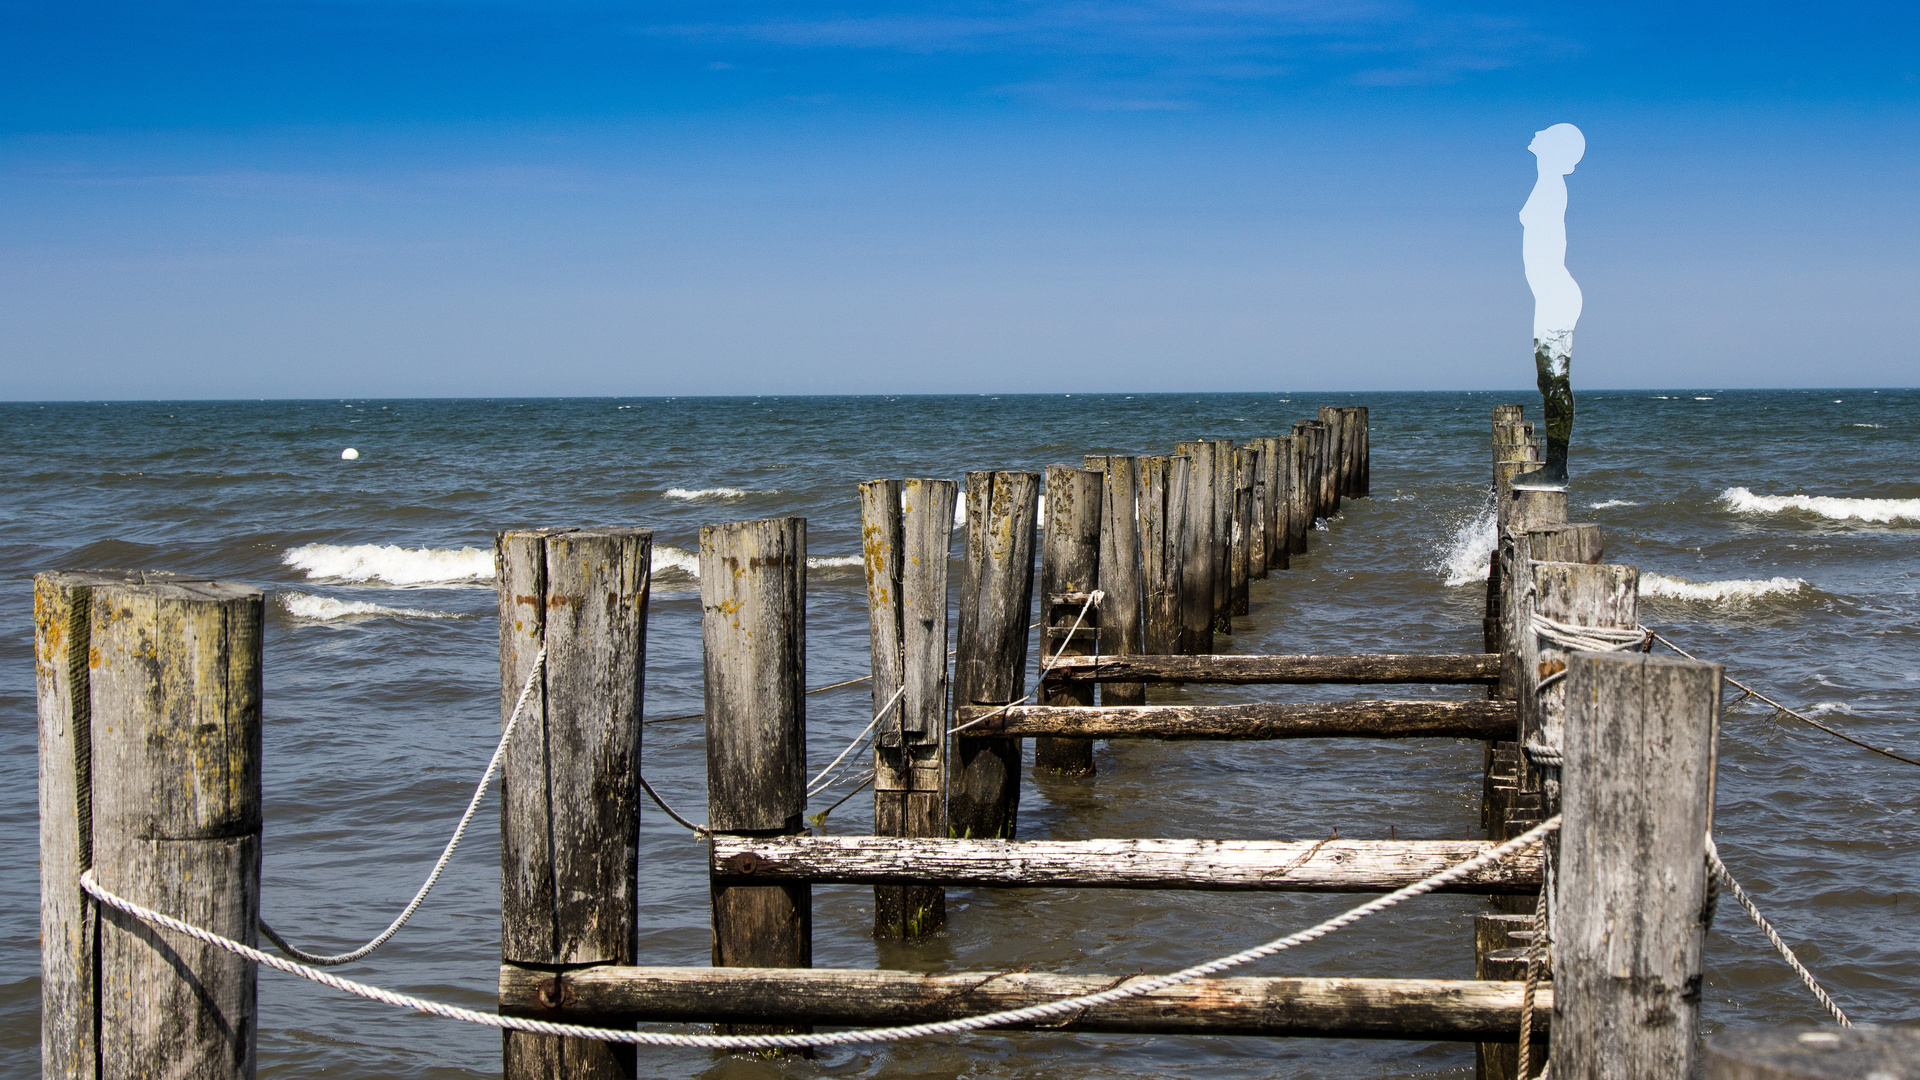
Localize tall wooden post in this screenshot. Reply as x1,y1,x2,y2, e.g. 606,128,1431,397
1553,651,1720,1080
701,518,810,1034
1085,455,1145,706
1136,455,1188,658
499,527,650,1077
1286,433,1311,555
38,571,263,1080
1485,412,1537,655
861,479,957,938
1172,443,1216,654
1209,438,1235,633
951,472,1040,840
1229,445,1255,615
1261,437,1290,571
1319,406,1350,506
1036,465,1102,776
1246,441,1269,582
1351,406,1371,497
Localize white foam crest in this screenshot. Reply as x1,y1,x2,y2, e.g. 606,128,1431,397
280,592,458,622
1721,487,1920,524
282,543,493,587
1437,500,1498,586
1804,701,1855,717
808,555,864,569
1638,572,1810,603
1848,423,1886,429
663,487,755,501
1590,499,1641,509
651,545,700,580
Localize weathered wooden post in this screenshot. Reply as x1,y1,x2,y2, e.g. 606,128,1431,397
1036,465,1102,777
1229,445,1255,616
38,571,263,1080
860,479,957,939
1553,650,1720,1080
1085,455,1145,706
1260,436,1290,572
1485,410,1537,655
951,471,1040,840
499,527,650,1077
1173,442,1217,654
1136,455,1188,658
1246,441,1269,582
701,518,809,1034
1319,406,1351,506
1209,438,1236,633
1286,433,1311,555
1351,406,1371,497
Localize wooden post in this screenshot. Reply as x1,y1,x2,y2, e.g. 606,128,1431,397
1286,433,1312,555
1036,465,1102,777
1485,415,1540,656
38,571,263,1080
1229,446,1255,616
701,518,810,1035
1552,651,1720,1080
1136,455,1188,658
499,527,650,1077
1209,438,1235,633
951,471,1040,840
1247,441,1269,582
1172,443,1216,654
1085,455,1145,706
1352,407,1370,497
860,479,957,939
1261,437,1290,571
1317,407,1346,512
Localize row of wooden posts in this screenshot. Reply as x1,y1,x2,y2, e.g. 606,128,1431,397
38,402,1763,1080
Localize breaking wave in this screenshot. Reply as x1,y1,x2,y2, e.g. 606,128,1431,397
1721,488,1920,524
1436,500,1498,586
662,487,755,500
1638,572,1810,604
1589,499,1640,509
280,592,460,622
282,543,493,587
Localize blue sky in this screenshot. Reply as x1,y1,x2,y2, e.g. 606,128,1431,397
2,2,1915,398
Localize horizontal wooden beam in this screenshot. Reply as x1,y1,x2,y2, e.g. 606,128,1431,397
710,836,1540,893
499,965,1551,1042
954,699,1516,740
1041,653,1500,685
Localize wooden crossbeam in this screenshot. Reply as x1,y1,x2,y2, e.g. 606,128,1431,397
709,836,1541,893
498,966,1552,1041
954,699,1515,740
1040,653,1500,685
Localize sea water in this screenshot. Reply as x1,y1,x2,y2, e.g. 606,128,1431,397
1,390,1915,1078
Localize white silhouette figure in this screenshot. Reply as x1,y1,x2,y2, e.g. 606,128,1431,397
1513,122,1585,490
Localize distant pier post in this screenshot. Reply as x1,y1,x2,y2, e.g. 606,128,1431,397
38,570,264,1080
1035,465,1102,776
1135,455,1188,659
499,527,651,1078
951,472,1040,839
1172,443,1216,653
1209,438,1236,633
860,479,957,938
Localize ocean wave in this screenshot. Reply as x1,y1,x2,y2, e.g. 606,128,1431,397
808,555,864,569
283,543,493,587
1721,487,1920,524
1848,423,1886,429
1437,501,1498,586
648,545,864,583
1638,572,1810,603
1589,499,1640,509
663,487,756,500
280,592,460,622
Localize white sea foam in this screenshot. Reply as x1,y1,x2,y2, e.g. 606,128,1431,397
1804,701,1856,717
282,543,493,587
1590,499,1641,509
647,545,864,583
1437,501,1498,586
280,592,458,622
1721,487,1920,524
1638,572,1809,603
663,487,753,500
1848,423,1886,429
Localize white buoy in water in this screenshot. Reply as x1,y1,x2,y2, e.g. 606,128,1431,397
341,448,360,460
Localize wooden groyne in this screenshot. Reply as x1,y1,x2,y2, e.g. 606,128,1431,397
39,401,1790,1080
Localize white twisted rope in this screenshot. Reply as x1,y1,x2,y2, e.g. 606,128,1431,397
807,684,906,798
80,817,1558,1050
1705,835,1850,1027
258,647,546,966
1529,613,1649,655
